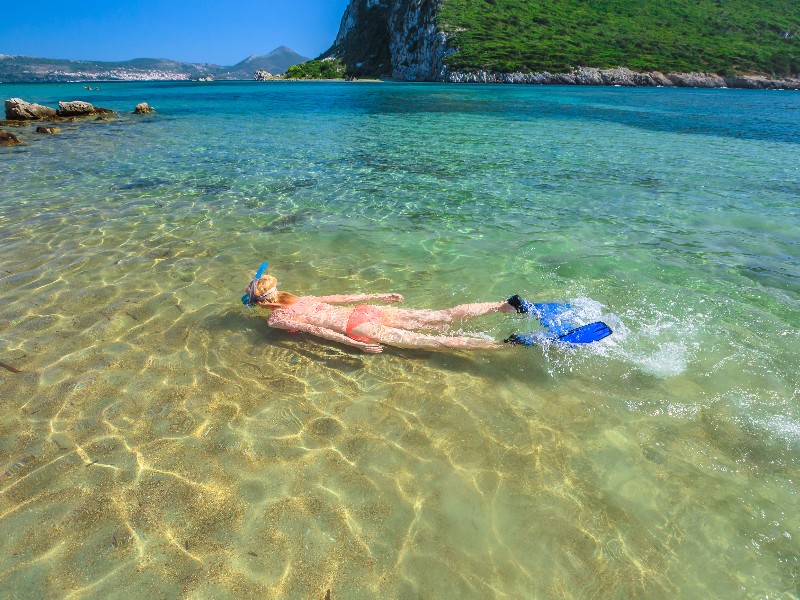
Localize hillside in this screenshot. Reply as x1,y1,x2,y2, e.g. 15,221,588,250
439,0,800,76
320,0,800,82
0,55,217,82
0,48,309,82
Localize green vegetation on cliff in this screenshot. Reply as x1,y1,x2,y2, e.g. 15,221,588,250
439,0,800,76
286,58,348,79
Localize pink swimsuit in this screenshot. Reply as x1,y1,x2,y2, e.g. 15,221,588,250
345,305,385,342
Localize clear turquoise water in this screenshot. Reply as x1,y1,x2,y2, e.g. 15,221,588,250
1,81,798,598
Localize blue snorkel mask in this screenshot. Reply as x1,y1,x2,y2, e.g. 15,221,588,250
241,261,269,308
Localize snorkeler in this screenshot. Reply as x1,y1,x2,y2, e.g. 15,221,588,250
243,266,518,353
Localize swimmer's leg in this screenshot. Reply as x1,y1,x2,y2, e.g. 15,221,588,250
354,323,505,351
444,301,516,319
385,301,514,331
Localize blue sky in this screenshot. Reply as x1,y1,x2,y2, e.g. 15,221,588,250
0,0,350,65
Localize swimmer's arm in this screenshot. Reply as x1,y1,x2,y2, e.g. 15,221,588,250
313,293,403,304
268,315,383,353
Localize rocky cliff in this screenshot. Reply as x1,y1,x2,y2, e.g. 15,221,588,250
324,0,800,88
324,0,449,80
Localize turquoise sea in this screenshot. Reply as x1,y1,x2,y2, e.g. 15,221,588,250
1,81,798,598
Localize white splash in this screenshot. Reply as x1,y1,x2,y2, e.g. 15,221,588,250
536,295,706,379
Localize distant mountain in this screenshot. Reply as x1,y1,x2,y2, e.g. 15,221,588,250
217,47,310,78
0,55,219,82
0,47,309,83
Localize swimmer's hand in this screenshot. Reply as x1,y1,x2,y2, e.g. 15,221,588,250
360,343,384,353
383,293,403,303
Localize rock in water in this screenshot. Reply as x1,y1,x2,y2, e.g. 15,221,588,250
5,98,58,120
253,70,275,81
134,102,154,114
57,101,114,117
0,130,23,146
36,126,61,134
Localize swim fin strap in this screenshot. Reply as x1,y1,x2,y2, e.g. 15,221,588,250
504,321,613,347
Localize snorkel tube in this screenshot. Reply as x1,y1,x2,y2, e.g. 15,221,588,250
241,261,268,308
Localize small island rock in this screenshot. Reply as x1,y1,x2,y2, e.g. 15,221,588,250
57,100,114,117
134,102,154,114
254,70,276,81
36,126,61,134
5,98,58,120
0,130,23,146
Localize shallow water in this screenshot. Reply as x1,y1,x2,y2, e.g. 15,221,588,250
1,81,798,598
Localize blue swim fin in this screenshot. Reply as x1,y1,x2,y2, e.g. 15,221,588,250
508,295,575,331
504,321,612,347
532,302,573,330
508,295,570,316
557,321,612,344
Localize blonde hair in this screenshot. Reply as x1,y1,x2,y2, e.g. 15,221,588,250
259,291,300,309
252,274,299,309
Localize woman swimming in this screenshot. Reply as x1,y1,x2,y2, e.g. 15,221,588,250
244,269,519,353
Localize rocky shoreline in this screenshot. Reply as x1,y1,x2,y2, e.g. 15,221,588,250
1,98,154,147
440,66,800,90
